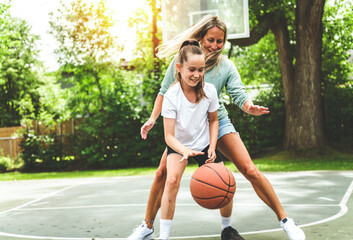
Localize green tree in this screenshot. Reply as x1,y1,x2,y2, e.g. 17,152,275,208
127,0,168,114
230,0,327,149
0,2,42,127
49,0,120,114
228,0,353,151
48,0,161,168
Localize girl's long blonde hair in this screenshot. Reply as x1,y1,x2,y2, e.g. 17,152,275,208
157,15,228,71
175,40,207,103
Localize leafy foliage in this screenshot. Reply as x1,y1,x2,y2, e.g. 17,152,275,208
70,69,156,169
226,86,285,155
14,0,353,172
322,1,353,150
0,2,42,127
43,0,166,169
226,0,353,153
231,34,281,86
19,129,66,172
49,0,119,66
35,72,72,127
127,2,168,114
0,148,12,172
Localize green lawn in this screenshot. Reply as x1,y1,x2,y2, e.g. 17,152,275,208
1,149,352,181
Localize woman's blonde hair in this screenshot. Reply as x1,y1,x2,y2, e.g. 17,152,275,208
157,15,228,71
175,40,207,103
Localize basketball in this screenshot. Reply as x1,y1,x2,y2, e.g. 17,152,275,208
190,162,236,209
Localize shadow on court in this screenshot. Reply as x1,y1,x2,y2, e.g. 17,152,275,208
0,171,352,240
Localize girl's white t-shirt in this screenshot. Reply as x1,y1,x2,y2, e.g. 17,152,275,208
161,82,219,151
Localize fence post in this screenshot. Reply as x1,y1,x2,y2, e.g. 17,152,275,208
9,138,12,158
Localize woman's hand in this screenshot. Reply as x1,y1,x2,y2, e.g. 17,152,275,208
205,149,217,164
180,149,204,163
247,104,270,116
140,118,156,140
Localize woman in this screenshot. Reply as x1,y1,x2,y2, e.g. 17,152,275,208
129,15,305,240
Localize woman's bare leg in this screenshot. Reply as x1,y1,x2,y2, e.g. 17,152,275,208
217,133,287,221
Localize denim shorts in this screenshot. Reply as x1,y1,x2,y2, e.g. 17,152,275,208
218,116,238,139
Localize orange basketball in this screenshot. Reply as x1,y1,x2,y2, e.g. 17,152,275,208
190,162,236,209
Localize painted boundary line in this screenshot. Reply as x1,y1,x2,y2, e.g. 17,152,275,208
7,203,342,212
0,177,352,239
0,184,79,217
168,179,353,239
238,180,353,237
0,182,92,240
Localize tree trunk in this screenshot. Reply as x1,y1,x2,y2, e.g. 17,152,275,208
283,0,326,149
229,0,326,150
151,0,160,58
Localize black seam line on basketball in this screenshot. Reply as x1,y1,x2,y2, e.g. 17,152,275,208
191,178,231,193
193,196,231,200
218,191,229,207
203,165,235,187
219,169,234,208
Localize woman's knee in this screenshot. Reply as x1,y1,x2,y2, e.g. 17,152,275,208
154,152,168,182
242,166,262,181
155,165,167,182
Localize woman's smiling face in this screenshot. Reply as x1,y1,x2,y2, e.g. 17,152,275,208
200,26,225,55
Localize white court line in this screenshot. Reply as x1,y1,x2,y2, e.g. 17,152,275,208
169,180,353,239
298,180,353,228
12,203,340,212
29,201,49,207
0,176,352,240
78,194,100,199
319,196,335,201
0,182,87,240
0,232,125,240
0,183,80,216
239,180,353,236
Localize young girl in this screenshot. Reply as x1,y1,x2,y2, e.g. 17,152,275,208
159,39,220,240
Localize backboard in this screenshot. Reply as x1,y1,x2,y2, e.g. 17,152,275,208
161,0,249,42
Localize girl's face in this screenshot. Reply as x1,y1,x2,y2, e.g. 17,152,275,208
201,26,225,55
176,53,205,88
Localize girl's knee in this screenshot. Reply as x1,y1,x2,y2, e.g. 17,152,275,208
166,176,181,189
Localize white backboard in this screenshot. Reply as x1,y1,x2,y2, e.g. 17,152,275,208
162,0,249,41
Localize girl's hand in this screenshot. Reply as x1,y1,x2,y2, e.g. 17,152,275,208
205,149,216,164
247,104,270,116
180,149,204,163
140,118,155,140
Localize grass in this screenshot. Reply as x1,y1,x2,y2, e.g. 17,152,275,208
0,148,352,181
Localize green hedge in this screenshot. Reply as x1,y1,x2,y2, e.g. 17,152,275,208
226,86,285,156
18,83,352,172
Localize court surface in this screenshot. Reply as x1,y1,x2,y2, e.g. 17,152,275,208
0,170,352,240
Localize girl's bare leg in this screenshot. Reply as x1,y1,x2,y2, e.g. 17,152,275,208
220,198,233,217
144,149,168,228
160,154,188,219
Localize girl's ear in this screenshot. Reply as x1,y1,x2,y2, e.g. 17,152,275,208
176,63,181,73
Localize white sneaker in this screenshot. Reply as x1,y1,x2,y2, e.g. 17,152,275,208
280,217,306,240
128,221,154,240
